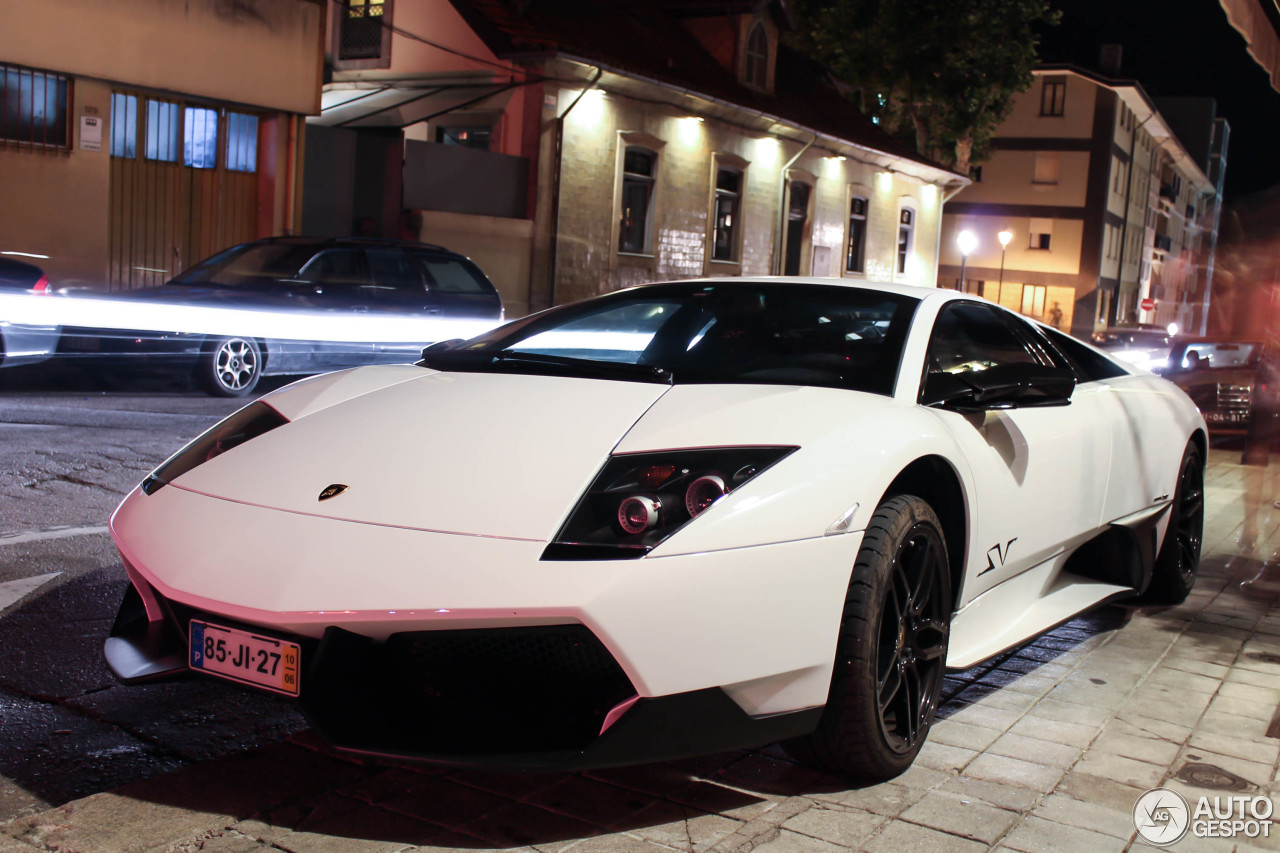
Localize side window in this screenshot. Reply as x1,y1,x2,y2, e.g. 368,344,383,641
297,250,368,290
418,255,495,294
619,146,657,254
925,302,1041,377
366,248,424,295
1042,326,1128,381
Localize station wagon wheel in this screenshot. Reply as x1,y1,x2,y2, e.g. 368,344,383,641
785,494,951,783
197,336,262,398
1142,442,1204,604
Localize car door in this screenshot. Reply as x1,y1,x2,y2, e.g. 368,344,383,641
920,301,1112,605
363,247,444,364
414,252,503,320
292,248,377,370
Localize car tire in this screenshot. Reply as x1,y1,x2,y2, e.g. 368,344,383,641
1142,441,1204,605
197,336,262,397
785,494,951,783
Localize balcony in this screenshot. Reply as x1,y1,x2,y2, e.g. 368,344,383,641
1159,182,1178,202
1153,234,1173,254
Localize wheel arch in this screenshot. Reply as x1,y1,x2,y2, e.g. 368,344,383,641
878,455,968,610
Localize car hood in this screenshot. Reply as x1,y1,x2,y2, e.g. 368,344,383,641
167,368,673,541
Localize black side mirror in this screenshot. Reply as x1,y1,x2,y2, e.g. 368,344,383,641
420,339,464,360
923,363,1076,411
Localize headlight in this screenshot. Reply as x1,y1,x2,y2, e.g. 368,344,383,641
542,446,796,560
141,401,289,495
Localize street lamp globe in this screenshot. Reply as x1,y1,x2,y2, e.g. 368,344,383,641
957,230,977,290
997,229,1013,289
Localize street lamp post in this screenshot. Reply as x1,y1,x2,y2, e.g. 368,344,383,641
997,230,1013,290
957,230,977,291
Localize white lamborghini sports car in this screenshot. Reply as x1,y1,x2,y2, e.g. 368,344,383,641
104,279,1206,783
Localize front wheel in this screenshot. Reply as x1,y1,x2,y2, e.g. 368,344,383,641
197,336,261,397
1142,441,1204,604
785,495,951,783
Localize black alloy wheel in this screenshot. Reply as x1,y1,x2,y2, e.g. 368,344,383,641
1143,442,1204,604
785,495,951,783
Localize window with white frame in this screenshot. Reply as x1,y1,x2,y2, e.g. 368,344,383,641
846,196,868,273
1,63,70,148
619,146,658,254
1029,218,1053,250
896,208,914,275
744,22,768,89
711,166,743,262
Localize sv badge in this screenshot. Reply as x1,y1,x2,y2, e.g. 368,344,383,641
318,483,350,501
979,537,1018,576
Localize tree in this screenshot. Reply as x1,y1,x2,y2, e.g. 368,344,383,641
789,0,1060,173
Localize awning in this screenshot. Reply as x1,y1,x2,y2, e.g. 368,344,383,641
311,75,523,128
1220,0,1280,93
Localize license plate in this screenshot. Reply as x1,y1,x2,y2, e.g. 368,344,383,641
1207,412,1246,424
189,620,300,697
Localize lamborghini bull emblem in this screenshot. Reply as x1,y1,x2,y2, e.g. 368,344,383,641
318,483,350,501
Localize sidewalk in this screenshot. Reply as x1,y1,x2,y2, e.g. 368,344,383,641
2,447,1278,853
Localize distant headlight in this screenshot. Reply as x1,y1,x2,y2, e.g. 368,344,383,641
542,446,796,560
141,401,289,495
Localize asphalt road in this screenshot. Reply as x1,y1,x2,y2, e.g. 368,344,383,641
0,361,306,821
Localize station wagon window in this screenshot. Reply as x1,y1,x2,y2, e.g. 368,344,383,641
367,248,423,294
297,250,368,289
418,256,494,294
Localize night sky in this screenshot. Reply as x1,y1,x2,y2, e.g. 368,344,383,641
1036,0,1280,201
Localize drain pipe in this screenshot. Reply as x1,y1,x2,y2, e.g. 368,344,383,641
547,68,603,309
771,134,817,275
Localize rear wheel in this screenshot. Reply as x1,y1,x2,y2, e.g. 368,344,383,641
1143,442,1204,604
786,495,951,783
197,336,261,397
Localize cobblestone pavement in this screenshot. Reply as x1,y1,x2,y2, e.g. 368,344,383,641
2,447,1279,853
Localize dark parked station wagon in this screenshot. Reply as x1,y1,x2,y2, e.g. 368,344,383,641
57,237,504,396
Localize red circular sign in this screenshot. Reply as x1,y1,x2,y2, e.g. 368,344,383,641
1140,298,1156,311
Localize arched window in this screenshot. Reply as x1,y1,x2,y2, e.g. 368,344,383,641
745,22,768,89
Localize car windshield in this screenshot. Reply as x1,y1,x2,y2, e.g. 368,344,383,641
421,282,918,395
168,243,322,289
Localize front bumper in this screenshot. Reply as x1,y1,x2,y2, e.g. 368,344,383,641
105,576,821,770
106,482,861,768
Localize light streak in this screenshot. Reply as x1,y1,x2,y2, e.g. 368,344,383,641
0,292,502,344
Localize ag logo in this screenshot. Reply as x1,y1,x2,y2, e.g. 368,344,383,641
318,483,350,502
1134,788,1190,845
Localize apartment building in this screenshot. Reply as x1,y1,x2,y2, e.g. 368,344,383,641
0,0,323,291
939,64,1225,337
307,0,968,317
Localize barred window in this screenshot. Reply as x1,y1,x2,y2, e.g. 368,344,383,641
1,63,70,148
226,112,258,173
184,106,218,169
111,93,138,158
145,99,180,162
339,0,389,61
